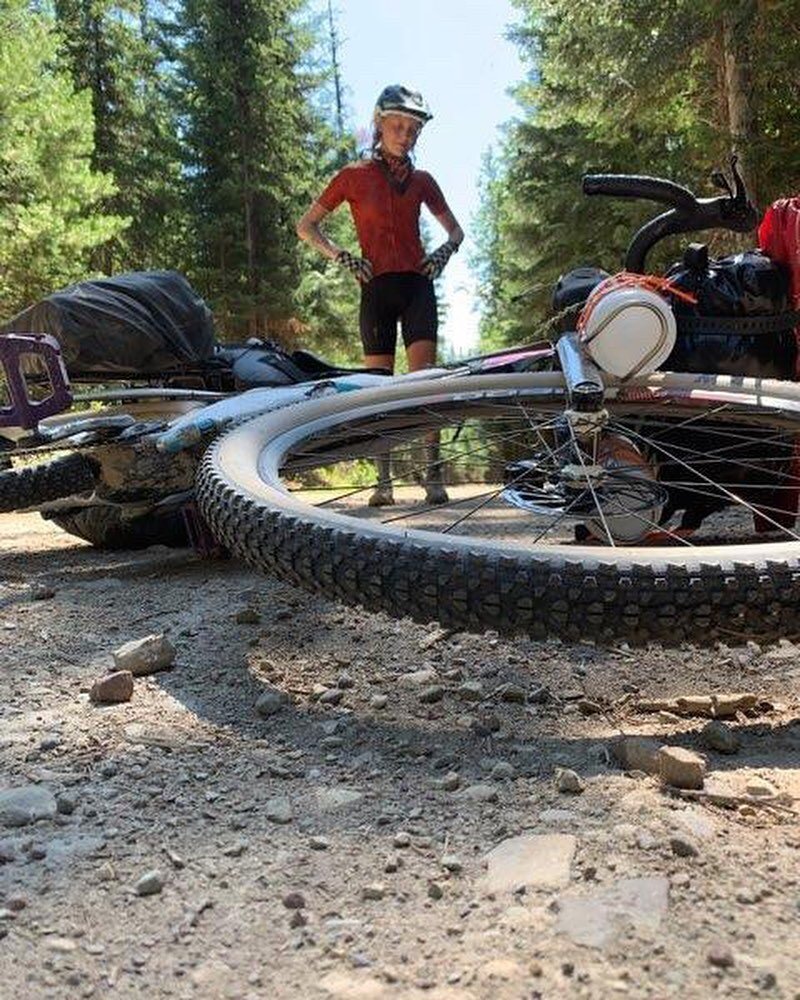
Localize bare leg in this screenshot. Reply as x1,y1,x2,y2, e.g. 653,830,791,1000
406,340,449,504
364,352,396,506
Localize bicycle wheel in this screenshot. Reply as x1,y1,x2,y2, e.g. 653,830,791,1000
196,371,800,642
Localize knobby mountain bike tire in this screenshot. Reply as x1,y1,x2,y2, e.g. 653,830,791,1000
196,371,800,642
0,453,98,513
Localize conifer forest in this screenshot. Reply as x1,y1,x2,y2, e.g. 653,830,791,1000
2,2,798,361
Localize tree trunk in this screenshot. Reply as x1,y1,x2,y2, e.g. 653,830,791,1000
721,2,760,212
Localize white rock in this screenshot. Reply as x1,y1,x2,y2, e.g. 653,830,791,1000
113,634,176,676
398,669,438,688
555,768,585,794
483,834,576,893
313,787,364,812
265,796,293,824
557,876,669,948
456,783,498,804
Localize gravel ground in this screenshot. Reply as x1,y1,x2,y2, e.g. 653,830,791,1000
1,511,800,999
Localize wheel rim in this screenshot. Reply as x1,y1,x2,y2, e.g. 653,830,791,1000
232,375,800,559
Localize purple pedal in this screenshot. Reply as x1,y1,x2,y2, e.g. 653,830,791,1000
0,334,72,429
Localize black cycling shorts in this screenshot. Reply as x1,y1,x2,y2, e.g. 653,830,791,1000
359,272,438,355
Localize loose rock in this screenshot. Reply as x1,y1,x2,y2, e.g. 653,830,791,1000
499,684,526,704
90,670,134,704
441,854,463,873
361,883,386,901
456,783,498,804
319,688,343,706
557,876,669,948
658,746,706,790
707,945,735,969
113,634,176,676
457,681,483,702
610,736,661,776
484,834,576,892
265,797,293,824
418,685,445,704
669,836,699,858
0,785,57,828
555,768,585,794
133,870,164,897
427,881,444,900
283,892,306,910
255,689,289,718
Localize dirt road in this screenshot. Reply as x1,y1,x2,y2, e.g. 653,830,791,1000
1,512,799,998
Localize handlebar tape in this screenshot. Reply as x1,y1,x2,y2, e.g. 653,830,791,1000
582,175,698,213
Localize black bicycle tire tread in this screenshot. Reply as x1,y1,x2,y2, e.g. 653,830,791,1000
0,453,98,513
194,374,800,642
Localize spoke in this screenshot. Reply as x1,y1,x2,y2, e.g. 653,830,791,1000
564,418,616,547
607,420,798,484
304,411,570,512
622,425,800,541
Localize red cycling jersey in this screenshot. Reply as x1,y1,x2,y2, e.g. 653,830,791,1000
316,160,450,277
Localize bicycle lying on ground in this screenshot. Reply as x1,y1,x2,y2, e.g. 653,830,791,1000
195,160,800,644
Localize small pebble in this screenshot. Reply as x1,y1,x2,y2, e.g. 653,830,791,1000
282,892,306,910
319,688,343,706
490,761,515,782
499,684,526,704
419,685,445,704
441,855,463,874
134,870,164,897
393,831,411,849
370,694,388,710
361,883,386,901
707,945,735,969
309,837,329,851
669,836,698,858
56,794,76,815
555,768,585,794
427,881,444,900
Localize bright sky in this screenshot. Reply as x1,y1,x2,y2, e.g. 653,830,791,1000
331,0,525,356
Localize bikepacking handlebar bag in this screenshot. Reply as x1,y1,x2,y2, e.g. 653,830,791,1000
0,271,216,376
664,248,798,379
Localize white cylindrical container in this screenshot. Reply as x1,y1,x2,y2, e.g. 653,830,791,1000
579,284,676,378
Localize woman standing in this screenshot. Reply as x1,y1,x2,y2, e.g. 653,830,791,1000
296,84,463,506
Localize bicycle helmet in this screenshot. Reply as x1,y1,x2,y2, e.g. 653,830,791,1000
374,85,432,125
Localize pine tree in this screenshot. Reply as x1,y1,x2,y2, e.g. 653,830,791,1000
172,0,323,338
476,0,800,348
0,1,125,316
53,0,185,273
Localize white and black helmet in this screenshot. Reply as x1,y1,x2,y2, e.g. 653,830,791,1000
374,85,432,125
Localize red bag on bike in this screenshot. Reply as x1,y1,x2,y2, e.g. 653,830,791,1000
758,198,800,528
759,197,800,372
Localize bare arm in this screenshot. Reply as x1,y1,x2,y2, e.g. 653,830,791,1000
296,201,342,261
434,208,464,248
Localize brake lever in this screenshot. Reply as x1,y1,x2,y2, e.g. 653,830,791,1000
722,153,758,230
